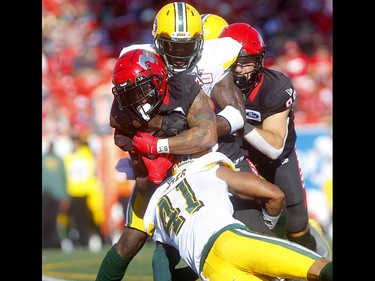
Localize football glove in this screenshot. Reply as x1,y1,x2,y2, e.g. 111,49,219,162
142,155,174,184
161,112,187,136
132,132,159,155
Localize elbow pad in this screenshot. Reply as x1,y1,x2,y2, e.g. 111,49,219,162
242,123,284,160
217,105,244,134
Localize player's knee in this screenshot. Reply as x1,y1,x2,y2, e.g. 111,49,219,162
287,227,316,251
285,203,309,233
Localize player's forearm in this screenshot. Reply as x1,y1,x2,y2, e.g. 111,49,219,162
166,124,217,154
261,188,285,230
213,77,246,136
216,106,245,136
216,115,231,136
242,123,286,159
262,195,285,217
227,171,284,206
229,171,284,216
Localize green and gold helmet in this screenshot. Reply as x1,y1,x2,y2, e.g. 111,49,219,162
201,13,228,40
152,2,204,74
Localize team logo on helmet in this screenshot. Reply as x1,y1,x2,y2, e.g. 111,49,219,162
137,51,158,70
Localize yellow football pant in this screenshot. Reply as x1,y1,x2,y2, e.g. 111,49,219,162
124,188,149,232
202,228,321,281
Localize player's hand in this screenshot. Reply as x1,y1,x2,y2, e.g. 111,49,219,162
132,132,159,155
161,112,187,136
142,155,174,184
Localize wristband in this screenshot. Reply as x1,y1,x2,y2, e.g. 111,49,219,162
157,138,170,154
217,105,244,134
261,207,281,230
243,122,255,135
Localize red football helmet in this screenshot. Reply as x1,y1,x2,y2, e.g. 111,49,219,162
219,23,265,96
112,49,167,131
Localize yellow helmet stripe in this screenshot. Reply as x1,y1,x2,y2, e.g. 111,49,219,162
174,2,187,33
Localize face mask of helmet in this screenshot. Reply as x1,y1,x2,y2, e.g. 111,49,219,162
112,75,164,132
156,35,203,74
232,52,264,97
219,23,265,97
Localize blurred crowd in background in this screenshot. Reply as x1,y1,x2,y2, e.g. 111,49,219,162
42,0,332,252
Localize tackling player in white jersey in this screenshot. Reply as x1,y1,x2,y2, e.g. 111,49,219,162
143,151,332,281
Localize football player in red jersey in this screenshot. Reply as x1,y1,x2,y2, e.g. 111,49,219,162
219,23,332,258
95,48,217,281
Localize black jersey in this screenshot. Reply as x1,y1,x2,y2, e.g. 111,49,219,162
241,68,297,164
165,72,247,165
161,70,201,114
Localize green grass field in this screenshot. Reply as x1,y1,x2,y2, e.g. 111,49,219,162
42,241,155,281
42,240,193,281
42,222,331,281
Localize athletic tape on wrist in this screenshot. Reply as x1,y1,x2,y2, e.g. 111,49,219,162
261,207,281,230
157,138,170,154
217,105,244,134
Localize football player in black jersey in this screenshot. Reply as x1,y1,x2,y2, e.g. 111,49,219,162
219,23,332,258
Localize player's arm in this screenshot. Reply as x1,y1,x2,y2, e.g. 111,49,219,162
133,90,217,155
217,166,285,229
242,108,289,159
218,167,284,215
147,112,188,137
212,71,246,136
167,90,217,154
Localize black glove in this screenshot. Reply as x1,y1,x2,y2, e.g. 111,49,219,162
160,112,188,137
